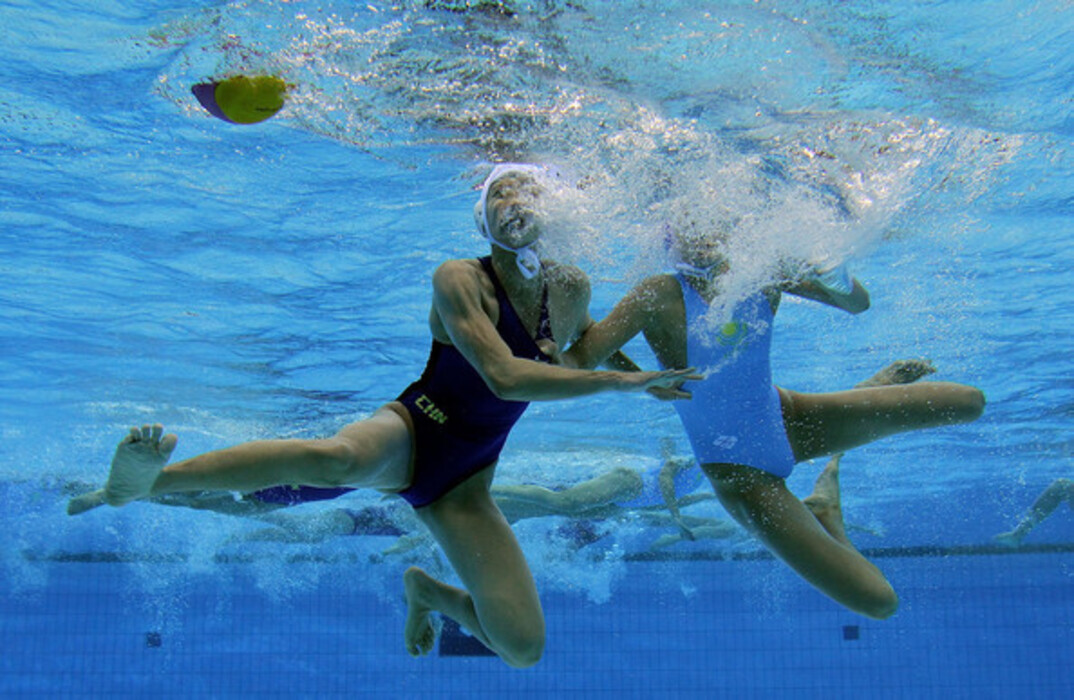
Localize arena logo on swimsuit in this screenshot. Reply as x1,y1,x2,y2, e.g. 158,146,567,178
415,394,448,425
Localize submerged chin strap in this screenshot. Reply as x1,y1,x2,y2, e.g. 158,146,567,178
489,237,542,279
673,260,721,282
664,223,723,283
477,163,544,280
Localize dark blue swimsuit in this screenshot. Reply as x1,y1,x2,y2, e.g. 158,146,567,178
250,257,552,510
394,256,552,507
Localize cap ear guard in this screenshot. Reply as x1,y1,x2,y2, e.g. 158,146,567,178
474,200,486,234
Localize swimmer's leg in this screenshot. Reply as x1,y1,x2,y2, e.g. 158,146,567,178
994,478,1074,547
781,382,985,461
704,462,897,620
410,470,544,668
491,467,643,516
802,454,849,544
68,408,412,515
402,567,448,657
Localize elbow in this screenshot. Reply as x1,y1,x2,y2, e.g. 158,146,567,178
861,587,899,620
848,283,871,314
844,289,870,314
484,365,525,401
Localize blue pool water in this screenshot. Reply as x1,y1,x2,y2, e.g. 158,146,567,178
1,1,1071,697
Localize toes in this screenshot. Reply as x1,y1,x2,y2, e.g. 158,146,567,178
126,424,173,452
159,433,178,457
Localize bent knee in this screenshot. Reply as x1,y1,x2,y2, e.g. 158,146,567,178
943,385,985,423
959,386,986,422
860,586,899,620
497,630,545,669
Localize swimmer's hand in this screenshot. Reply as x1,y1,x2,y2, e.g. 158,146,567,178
647,385,691,401
624,368,701,394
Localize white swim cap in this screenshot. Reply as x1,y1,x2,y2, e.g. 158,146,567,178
476,163,545,279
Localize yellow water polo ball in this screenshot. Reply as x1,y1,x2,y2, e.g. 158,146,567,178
192,75,287,125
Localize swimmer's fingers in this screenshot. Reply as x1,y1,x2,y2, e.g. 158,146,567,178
673,367,704,382
654,368,703,384
647,385,691,401
635,368,702,396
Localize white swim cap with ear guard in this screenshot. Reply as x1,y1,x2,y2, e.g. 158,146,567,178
476,163,545,279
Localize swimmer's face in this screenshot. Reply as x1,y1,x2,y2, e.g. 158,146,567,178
485,172,544,249
674,227,729,273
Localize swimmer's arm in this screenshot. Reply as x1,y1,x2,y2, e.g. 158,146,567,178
433,262,696,401
783,274,870,314
563,281,655,370
564,315,643,372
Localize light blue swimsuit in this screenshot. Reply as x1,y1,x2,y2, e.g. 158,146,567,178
672,275,797,478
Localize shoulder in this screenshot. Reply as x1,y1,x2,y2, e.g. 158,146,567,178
544,262,592,313
432,259,493,309
433,258,486,291
544,261,590,295
433,258,481,282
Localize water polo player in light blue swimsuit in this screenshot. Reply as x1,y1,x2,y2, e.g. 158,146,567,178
566,221,986,619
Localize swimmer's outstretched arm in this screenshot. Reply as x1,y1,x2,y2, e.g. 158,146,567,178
433,261,696,400
778,264,870,314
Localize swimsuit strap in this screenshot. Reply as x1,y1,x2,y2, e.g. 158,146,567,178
479,256,551,342
536,284,552,341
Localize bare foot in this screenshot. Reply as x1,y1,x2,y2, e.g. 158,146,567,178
802,455,850,545
403,567,442,657
856,359,937,388
102,424,178,506
993,531,1023,548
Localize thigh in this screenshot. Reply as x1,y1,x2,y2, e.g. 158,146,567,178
781,382,984,461
418,471,545,644
330,404,414,490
